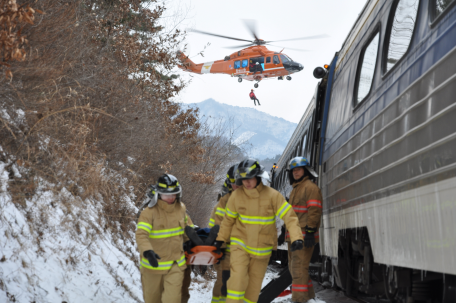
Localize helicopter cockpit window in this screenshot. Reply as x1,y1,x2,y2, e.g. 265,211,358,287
234,60,241,69
280,54,291,63
266,57,271,63
273,55,280,64
242,59,249,68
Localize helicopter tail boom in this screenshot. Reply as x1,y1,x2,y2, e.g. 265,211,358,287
177,51,203,74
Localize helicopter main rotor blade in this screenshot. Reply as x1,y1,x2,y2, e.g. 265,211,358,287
267,34,329,43
188,29,252,43
267,44,311,52
242,19,259,41
224,43,256,49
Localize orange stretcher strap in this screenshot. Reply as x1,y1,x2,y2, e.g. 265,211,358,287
185,245,223,265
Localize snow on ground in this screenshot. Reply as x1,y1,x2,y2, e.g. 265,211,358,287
188,271,216,302
0,157,143,302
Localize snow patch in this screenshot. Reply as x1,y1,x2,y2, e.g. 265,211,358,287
233,131,256,146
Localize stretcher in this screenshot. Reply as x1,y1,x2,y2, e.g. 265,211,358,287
184,225,223,265
185,245,223,265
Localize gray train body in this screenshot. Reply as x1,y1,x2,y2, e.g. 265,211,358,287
271,0,456,301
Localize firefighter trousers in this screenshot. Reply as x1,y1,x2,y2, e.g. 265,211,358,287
226,247,269,303
181,265,192,303
288,245,315,302
211,251,231,302
140,262,185,303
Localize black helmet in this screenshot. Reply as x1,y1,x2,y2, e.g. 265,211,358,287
226,164,239,185
235,159,264,186
156,174,182,196
221,178,232,196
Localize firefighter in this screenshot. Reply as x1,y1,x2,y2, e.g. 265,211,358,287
208,165,240,303
286,157,322,303
181,216,197,303
136,174,189,303
215,159,304,303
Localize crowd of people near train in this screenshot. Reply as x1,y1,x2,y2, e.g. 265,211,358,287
136,156,323,303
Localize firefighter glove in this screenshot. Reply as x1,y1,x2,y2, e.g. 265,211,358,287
183,240,193,255
213,240,224,254
143,250,161,268
304,225,318,248
291,240,304,252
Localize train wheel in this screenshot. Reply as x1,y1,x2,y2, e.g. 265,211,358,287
254,83,259,88
238,77,242,83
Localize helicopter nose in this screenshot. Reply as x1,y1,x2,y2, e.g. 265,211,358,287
283,61,304,72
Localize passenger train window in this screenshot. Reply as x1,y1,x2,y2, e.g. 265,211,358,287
431,0,456,21
384,0,419,73
273,55,280,64
354,32,380,105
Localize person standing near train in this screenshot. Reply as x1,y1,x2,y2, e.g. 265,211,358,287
208,164,239,303
285,157,322,303
214,159,304,303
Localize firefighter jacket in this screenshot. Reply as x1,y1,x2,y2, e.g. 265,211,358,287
285,176,323,242
136,199,190,273
209,192,232,251
209,192,231,228
216,182,302,259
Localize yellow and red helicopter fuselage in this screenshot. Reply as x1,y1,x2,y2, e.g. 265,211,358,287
178,46,303,83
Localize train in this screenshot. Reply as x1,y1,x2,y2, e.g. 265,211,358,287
269,0,456,302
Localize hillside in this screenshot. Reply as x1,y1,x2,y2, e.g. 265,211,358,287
190,99,297,159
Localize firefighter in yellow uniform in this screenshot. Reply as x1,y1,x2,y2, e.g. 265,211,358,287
208,165,240,303
215,159,304,303
181,215,196,303
286,157,323,303
136,174,189,303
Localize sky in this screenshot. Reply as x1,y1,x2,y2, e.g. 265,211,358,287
170,0,368,123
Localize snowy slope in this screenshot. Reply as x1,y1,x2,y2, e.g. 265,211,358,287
190,99,297,159
0,155,143,302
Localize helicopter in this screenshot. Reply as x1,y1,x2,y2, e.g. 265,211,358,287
177,21,328,88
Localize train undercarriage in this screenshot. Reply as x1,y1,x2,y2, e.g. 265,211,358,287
261,228,456,303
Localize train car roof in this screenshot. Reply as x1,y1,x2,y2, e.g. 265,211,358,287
335,0,377,72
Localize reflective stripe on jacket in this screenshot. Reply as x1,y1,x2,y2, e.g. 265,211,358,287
209,192,231,250
216,182,302,259
286,176,323,242
136,199,189,273
208,192,231,227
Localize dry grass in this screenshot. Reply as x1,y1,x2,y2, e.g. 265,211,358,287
1,0,244,249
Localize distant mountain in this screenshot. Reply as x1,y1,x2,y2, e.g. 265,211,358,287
189,99,297,160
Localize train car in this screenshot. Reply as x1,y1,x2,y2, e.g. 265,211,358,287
270,0,456,302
